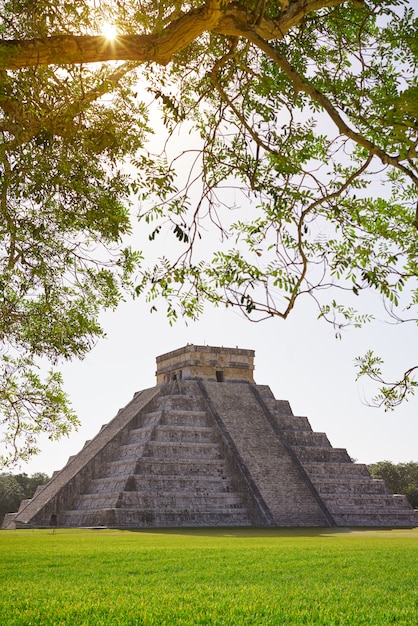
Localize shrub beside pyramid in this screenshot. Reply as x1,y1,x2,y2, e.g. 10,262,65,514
3,345,417,529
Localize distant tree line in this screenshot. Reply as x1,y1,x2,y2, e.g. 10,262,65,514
367,462,418,508
0,472,50,525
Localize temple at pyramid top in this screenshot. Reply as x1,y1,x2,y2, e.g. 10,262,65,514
156,344,255,384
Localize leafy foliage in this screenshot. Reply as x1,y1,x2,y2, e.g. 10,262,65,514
0,355,79,465
356,351,418,409
368,460,418,508
0,0,417,463
137,2,417,326
0,473,23,524
0,471,49,524
0,7,148,465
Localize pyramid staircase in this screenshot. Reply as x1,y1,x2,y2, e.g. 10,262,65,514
58,382,257,527
256,386,418,527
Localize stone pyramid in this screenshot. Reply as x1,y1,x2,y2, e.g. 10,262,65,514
4,345,417,529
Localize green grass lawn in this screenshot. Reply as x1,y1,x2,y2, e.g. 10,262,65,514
0,527,417,625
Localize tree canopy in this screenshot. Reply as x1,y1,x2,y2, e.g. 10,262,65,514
368,461,418,508
0,471,49,523
0,0,417,465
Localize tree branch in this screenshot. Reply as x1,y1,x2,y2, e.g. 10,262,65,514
0,2,222,70
241,29,418,187
1,62,138,147
0,0,348,71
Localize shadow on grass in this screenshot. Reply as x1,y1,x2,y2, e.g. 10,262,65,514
4,526,416,538
117,526,354,538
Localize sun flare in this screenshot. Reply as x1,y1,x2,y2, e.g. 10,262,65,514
101,22,117,40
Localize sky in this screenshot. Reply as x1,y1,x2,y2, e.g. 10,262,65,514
19,284,417,478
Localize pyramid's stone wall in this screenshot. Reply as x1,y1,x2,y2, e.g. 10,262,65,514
10,386,160,528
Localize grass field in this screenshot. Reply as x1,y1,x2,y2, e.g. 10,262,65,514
0,527,417,625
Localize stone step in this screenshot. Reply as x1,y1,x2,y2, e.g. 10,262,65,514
292,446,351,463
255,385,275,400
114,509,251,527
151,425,217,444
322,494,414,512
75,492,120,509
17,499,32,513
134,410,163,422
302,462,371,478
260,397,293,416
33,484,47,498
313,478,389,495
58,508,252,528
332,511,418,527
75,490,247,511
117,442,147,459
126,425,155,443
135,457,230,477
118,491,247,510
144,441,222,459
282,431,331,447
55,508,112,527
273,415,312,431
2,513,17,529
160,410,209,427
88,474,233,494
129,474,233,492
133,412,162,428
88,477,131,493
103,459,138,476
153,395,206,412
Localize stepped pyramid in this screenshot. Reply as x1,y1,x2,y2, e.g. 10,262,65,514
4,345,417,529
